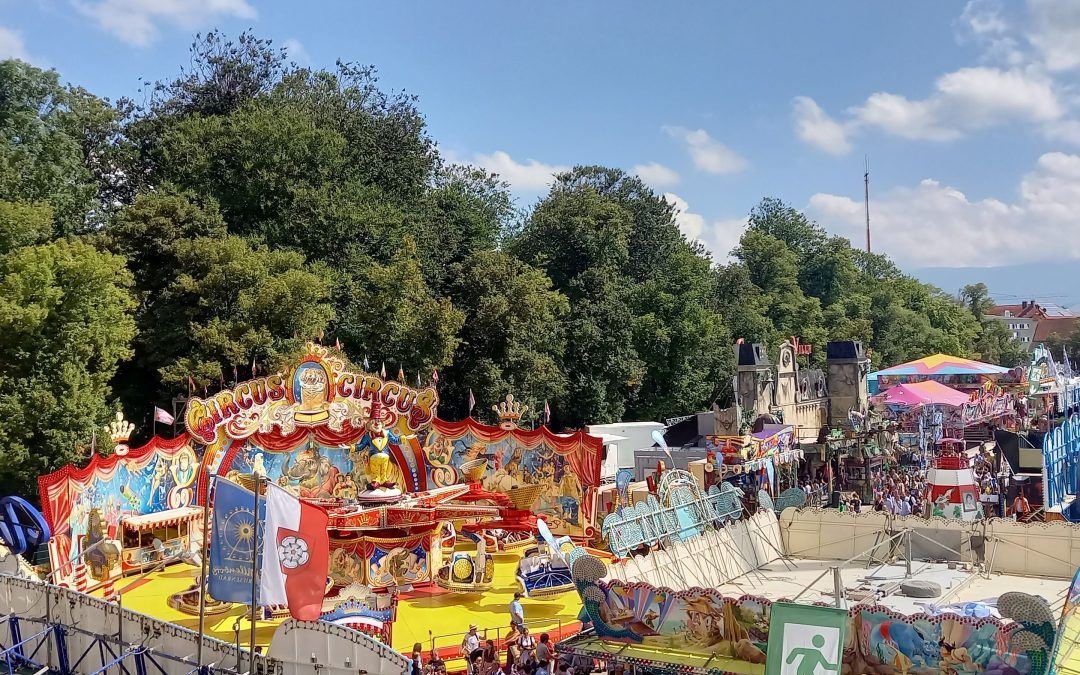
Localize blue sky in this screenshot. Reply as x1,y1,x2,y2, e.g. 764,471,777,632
3,0,1080,274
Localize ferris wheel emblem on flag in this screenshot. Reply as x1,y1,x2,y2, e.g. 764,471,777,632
278,536,310,569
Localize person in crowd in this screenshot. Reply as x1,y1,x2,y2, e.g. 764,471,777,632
412,643,424,675
510,592,525,628
536,633,552,666
505,625,520,674
1013,489,1031,522
517,626,537,666
462,625,481,674
481,639,500,675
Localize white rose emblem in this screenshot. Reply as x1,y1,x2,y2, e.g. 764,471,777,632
278,536,309,569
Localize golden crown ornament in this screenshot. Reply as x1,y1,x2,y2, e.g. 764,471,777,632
107,411,135,456
493,394,527,430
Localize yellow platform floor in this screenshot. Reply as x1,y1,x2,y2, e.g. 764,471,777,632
91,551,582,663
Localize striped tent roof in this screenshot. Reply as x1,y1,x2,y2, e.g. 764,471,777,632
870,353,1010,378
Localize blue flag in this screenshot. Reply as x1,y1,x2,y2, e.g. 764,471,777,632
208,477,264,604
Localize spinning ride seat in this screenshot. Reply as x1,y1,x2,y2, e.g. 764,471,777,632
167,577,234,617
485,529,536,555
434,531,495,593
514,519,575,599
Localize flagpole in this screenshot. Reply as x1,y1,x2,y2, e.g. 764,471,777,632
196,477,212,669
249,473,262,671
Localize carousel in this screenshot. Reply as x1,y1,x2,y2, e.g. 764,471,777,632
35,342,602,655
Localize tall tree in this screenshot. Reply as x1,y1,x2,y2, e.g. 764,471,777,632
512,181,642,426
0,238,135,495
145,235,336,390
335,237,465,376
440,250,568,420
0,60,122,234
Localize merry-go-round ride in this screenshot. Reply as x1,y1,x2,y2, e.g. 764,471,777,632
34,344,604,656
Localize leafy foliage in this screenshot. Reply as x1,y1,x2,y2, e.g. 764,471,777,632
0,238,135,494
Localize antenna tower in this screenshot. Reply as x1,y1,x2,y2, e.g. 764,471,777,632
864,156,871,253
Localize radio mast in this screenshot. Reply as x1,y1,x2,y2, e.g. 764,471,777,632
864,156,871,253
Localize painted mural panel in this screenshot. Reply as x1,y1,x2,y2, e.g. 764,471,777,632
37,435,198,585
328,535,432,588
420,418,603,538
572,552,1055,675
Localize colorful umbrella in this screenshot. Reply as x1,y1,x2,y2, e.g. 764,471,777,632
870,353,1009,378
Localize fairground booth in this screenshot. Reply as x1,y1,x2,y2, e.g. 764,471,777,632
36,343,604,653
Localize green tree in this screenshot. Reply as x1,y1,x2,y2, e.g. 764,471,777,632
0,60,122,234
145,235,336,391
959,283,1025,367
415,165,515,294
440,250,568,420
960,283,994,321
0,239,135,496
0,200,53,254
512,182,642,426
336,238,465,377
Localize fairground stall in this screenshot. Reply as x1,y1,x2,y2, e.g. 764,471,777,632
701,425,801,497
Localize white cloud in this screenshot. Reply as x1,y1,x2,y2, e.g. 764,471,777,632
283,38,310,65
473,150,568,191
73,0,257,47
662,126,747,175
1028,0,1080,72
852,92,960,141
958,0,1024,66
792,96,853,154
936,67,1062,122
663,192,745,261
0,25,29,61
632,162,679,187
808,152,1080,267
796,2,1080,151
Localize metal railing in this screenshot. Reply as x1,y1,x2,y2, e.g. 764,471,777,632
426,616,569,669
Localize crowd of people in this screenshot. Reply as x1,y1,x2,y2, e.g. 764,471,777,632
409,593,597,675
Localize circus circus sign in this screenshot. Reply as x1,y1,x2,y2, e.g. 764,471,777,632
184,343,439,444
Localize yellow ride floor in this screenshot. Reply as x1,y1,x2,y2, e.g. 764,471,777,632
90,551,582,662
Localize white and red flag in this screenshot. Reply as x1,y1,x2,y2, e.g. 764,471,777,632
153,406,174,424
259,482,330,621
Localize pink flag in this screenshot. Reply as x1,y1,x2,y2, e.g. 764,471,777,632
544,400,551,425
468,389,476,414
432,369,439,385
153,407,174,425
260,483,330,621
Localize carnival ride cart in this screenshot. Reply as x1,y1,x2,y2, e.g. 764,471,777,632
119,506,201,573
322,484,504,591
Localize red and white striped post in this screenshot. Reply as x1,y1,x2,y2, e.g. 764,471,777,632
74,562,88,592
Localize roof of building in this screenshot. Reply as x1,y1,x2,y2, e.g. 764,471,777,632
1034,317,1080,342
988,301,1077,320
988,303,1045,318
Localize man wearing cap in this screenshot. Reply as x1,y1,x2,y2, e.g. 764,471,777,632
510,591,525,628
461,625,481,674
